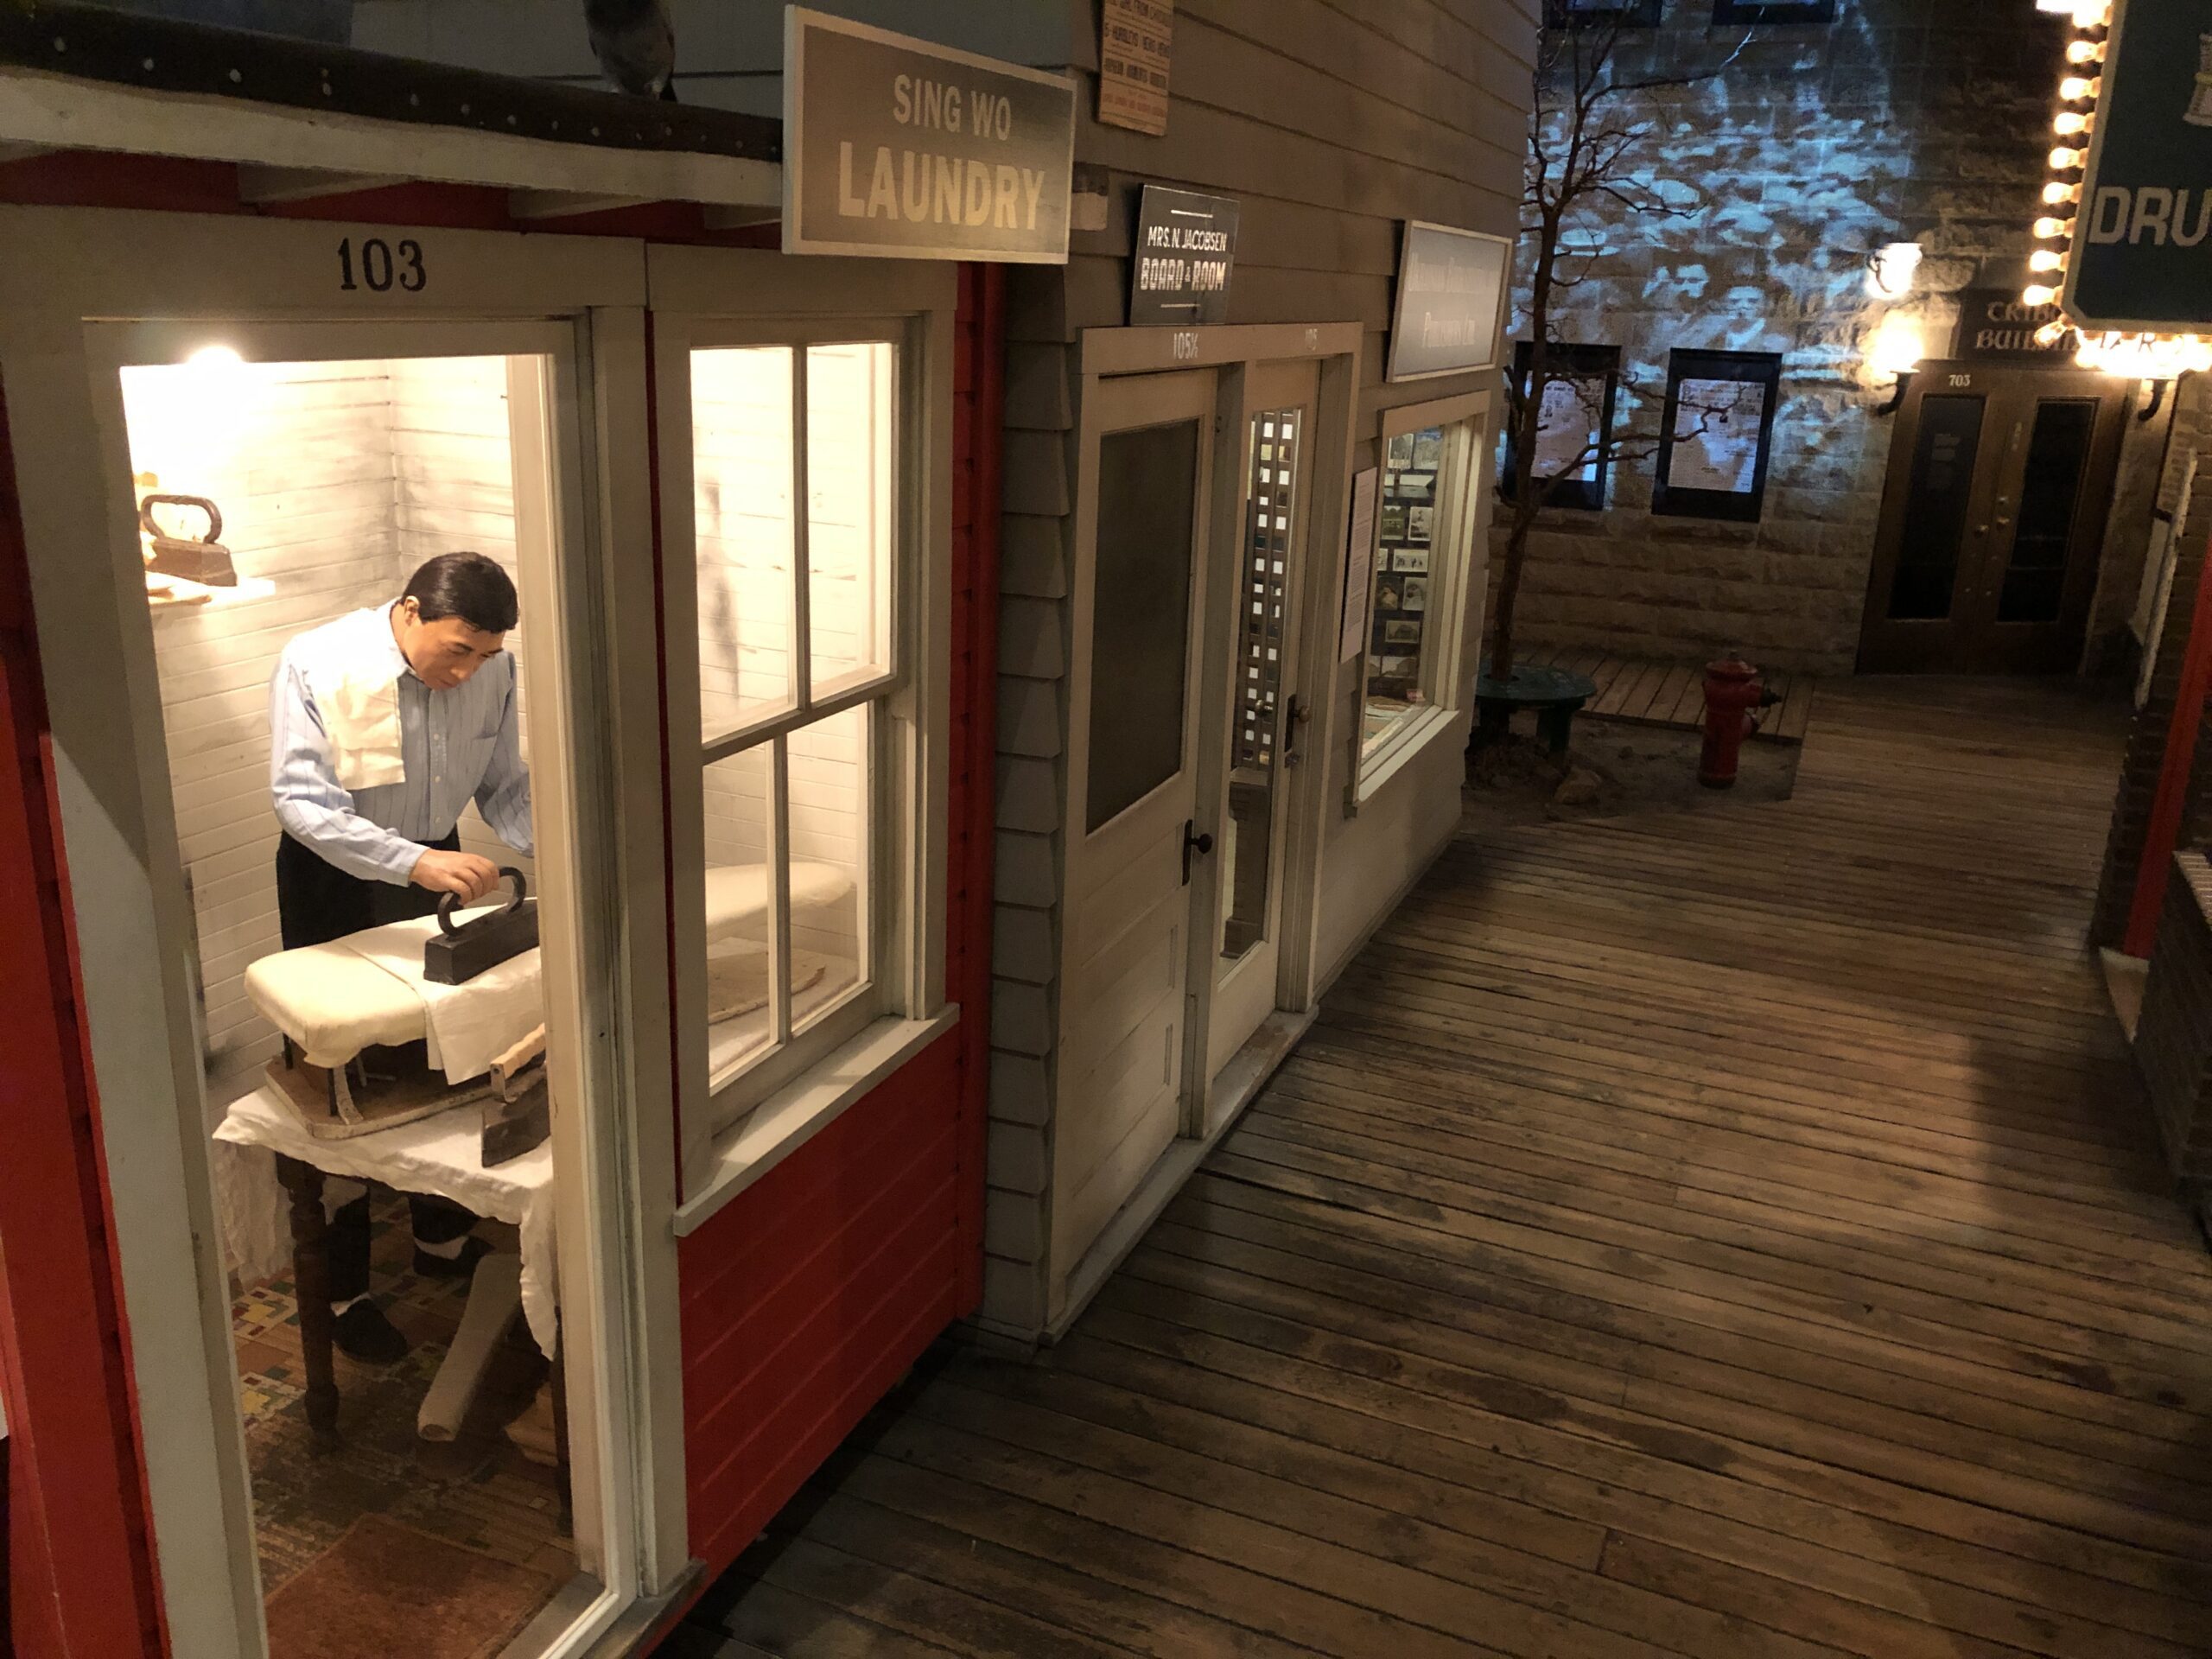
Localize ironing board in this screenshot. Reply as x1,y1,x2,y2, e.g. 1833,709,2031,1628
241,861,856,1073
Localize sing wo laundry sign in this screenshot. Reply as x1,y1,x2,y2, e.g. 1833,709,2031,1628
784,7,1077,263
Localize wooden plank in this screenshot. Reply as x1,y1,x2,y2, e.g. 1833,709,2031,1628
682,677,2212,1658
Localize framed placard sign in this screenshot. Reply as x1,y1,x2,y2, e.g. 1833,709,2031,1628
1387,220,1512,382
1129,185,1239,326
783,6,1077,263
1652,349,1783,523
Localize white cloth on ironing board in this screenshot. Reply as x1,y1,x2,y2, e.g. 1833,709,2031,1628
337,910,543,1085
244,943,428,1068
214,1086,558,1356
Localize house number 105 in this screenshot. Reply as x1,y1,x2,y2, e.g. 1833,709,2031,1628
337,237,427,294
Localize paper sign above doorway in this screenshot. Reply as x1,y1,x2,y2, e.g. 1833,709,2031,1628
1100,0,1174,137
782,6,1077,263
1387,220,1512,382
1129,185,1239,327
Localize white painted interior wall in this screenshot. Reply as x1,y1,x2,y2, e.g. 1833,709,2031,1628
124,353,531,1279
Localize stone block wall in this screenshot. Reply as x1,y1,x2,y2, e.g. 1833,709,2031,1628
1494,1,2072,675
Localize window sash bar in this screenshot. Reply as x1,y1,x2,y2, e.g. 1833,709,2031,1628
700,671,894,767
790,346,815,715
769,734,792,1047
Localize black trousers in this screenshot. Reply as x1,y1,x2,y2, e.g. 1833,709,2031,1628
275,830,480,1303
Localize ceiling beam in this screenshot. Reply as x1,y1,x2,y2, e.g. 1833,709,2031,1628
508,188,658,219
238,164,404,204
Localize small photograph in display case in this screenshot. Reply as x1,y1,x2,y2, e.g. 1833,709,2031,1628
1374,577,1403,612
1407,505,1435,542
1388,433,1417,467
1378,653,1418,677
1392,470,1434,499
1412,431,1443,470
1400,575,1429,612
1392,547,1430,575
1379,502,1408,541
1383,620,1422,645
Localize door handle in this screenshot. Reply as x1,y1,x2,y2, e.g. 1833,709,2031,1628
1282,694,1310,768
1182,819,1214,886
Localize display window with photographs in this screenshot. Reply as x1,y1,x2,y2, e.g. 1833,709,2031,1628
1361,401,1490,782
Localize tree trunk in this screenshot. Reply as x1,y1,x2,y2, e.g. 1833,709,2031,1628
1487,216,1559,693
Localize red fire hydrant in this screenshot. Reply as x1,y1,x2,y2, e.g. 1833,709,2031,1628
1699,658,1771,789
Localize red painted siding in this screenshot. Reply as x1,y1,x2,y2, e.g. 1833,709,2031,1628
0,381,168,1656
674,263,1003,1580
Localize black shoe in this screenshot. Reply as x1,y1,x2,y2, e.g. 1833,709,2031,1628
413,1234,493,1281
332,1300,410,1364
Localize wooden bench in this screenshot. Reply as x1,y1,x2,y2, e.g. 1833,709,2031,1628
1475,661,1599,755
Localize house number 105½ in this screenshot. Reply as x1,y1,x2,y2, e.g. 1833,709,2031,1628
337,237,428,293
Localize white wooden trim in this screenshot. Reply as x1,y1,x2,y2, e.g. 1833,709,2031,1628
672,1007,961,1235
0,64,781,207
1083,321,1364,378
1380,387,1494,441
645,253,958,1202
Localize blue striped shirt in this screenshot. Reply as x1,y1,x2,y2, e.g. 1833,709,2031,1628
270,605,533,886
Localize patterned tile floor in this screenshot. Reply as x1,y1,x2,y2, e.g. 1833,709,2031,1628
233,1193,575,1604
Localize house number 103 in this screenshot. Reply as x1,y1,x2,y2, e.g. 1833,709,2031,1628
337,236,428,294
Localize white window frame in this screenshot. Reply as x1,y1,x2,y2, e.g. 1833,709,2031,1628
1352,388,1496,806
647,248,956,1226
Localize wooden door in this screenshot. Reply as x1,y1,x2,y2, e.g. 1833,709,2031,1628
1859,364,2128,673
1202,359,1319,1083
1053,369,1217,1275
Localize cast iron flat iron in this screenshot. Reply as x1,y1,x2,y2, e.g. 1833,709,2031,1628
138,493,238,586
424,867,538,986
482,1025,550,1167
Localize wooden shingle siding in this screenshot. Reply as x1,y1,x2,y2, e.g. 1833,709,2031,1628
976,0,1535,1334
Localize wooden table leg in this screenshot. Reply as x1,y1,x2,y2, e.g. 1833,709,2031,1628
276,1154,340,1441
550,1337,572,1532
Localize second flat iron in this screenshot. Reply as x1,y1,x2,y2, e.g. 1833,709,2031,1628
423,868,539,986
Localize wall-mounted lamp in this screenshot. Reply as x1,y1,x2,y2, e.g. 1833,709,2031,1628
1865,241,1924,302
1867,311,1925,416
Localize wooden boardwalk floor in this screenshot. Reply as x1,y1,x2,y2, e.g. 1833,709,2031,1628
676,677,2212,1659
1516,645,1819,744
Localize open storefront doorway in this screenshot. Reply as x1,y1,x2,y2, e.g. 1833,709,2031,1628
121,344,582,1654
0,208,671,1659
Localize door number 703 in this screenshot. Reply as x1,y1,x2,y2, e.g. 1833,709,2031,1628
337,236,427,294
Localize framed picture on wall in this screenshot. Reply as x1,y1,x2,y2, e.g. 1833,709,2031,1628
1504,341,1623,512
1652,348,1783,523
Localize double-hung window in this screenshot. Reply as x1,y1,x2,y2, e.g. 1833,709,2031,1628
658,303,949,1183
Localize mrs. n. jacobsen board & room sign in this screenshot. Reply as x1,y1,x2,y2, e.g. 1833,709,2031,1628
783,7,1078,263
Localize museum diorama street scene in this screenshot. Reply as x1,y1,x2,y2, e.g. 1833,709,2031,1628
5,1,2212,1655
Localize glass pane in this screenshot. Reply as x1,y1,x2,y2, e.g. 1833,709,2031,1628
789,702,873,1033
805,343,896,696
1999,399,2097,625
1223,406,1301,964
1086,420,1200,835
692,346,797,740
702,742,779,1084
1364,425,1448,756
1887,394,1985,621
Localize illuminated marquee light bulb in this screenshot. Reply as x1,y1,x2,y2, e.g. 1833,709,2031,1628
2060,75,2101,100
2035,321,2070,347
2044,181,2082,206
2053,111,2090,136
2033,215,2071,238
2030,249,2066,273
2023,283,2060,307
2050,146,2085,169
2067,38,2107,64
